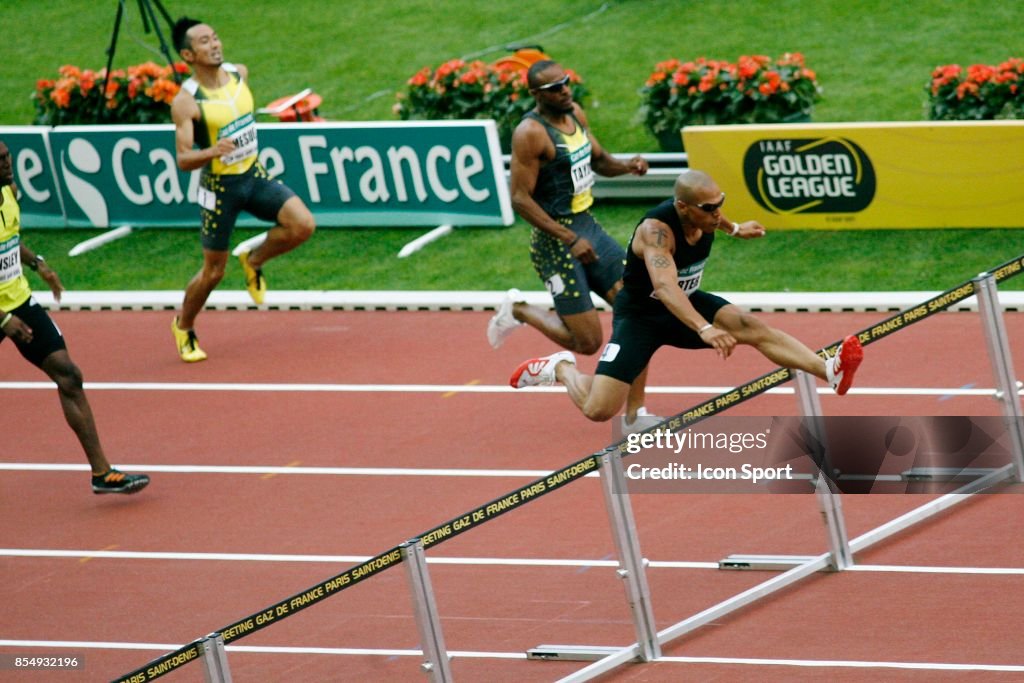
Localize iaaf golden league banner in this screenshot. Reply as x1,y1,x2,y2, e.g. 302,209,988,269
683,121,1024,229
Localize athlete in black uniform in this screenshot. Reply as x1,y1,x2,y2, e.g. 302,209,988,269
510,169,864,421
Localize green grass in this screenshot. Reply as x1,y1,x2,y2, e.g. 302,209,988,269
21,214,1023,293
4,0,1024,292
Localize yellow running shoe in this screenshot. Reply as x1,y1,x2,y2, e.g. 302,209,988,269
239,251,266,304
171,316,208,362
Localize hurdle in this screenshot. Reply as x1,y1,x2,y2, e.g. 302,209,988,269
112,253,1023,683
548,262,1024,682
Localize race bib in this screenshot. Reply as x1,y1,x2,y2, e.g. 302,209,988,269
545,273,566,297
0,236,22,284
599,342,621,362
569,143,595,196
196,186,216,210
651,259,706,300
218,112,258,166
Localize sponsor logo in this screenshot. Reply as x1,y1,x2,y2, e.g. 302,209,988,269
743,137,875,214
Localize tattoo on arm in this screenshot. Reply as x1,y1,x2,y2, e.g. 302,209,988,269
653,228,668,247
651,255,671,269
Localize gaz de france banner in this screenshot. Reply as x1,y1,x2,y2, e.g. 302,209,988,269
683,121,1024,229
2,121,513,229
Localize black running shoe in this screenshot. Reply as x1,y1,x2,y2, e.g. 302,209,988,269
92,469,150,495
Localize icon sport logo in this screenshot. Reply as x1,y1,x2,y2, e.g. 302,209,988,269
742,137,876,214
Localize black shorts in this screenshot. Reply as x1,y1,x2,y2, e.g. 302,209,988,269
529,211,625,316
0,297,67,368
595,290,731,384
199,162,297,251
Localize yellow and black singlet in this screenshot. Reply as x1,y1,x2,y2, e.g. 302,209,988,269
525,111,596,218
184,63,258,176
0,185,31,312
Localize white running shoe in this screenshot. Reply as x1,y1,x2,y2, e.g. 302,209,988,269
621,407,661,435
509,351,576,388
487,288,524,349
825,335,864,396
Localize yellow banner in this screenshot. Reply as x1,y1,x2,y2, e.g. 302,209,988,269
682,121,1024,229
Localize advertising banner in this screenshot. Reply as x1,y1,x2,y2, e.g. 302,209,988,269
0,126,65,227
8,121,513,229
683,121,1024,229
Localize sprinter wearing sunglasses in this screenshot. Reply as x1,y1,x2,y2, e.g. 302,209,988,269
492,60,651,426
510,169,864,422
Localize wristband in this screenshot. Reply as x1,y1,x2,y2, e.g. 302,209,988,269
730,222,740,237
1,312,12,329
567,236,580,248
697,323,713,334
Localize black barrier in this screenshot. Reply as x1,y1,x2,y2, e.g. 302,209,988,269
113,253,1024,682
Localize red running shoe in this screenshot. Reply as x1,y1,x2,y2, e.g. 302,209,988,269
827,335,863,396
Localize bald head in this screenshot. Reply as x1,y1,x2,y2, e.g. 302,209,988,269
673,169,717,204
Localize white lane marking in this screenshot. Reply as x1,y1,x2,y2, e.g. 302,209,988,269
0,381,1008,396
0,462,561,477
0,640,1019,671
1,548,1019,574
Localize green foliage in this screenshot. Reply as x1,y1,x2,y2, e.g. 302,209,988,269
640,54,822,141
394,58,587,151
32,62,187,126
3,0,1024,294
18,221,1023,293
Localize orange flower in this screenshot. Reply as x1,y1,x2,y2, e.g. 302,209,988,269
50,89,71,108
737,56,761,80
966,64,995,84
956,81,979,99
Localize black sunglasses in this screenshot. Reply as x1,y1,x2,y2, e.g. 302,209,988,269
535,74,571,92
692,193,726,213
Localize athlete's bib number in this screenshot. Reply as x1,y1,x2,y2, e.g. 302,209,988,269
570,157,595,195
218,113,258,167
676,269,702,296
650,259,705,300
0,237,22,284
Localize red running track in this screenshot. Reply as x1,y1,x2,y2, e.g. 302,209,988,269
1,308,1023,682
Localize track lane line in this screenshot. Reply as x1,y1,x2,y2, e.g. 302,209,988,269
2,548,1020,574
0,381,1011,396
0,640,1020,672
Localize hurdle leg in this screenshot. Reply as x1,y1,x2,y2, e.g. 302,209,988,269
598,448,661,661
528,448,660,666
196,632,232,683
400,539,453,682
794,369,853,570
974,273,1024,480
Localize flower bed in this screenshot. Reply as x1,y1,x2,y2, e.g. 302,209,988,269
33,61,188,126
394,58,587,152
927,58,1024,120
639,53,822,151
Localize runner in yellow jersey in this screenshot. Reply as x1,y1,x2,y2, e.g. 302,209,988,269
169,17,316,362
0,141,149,494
